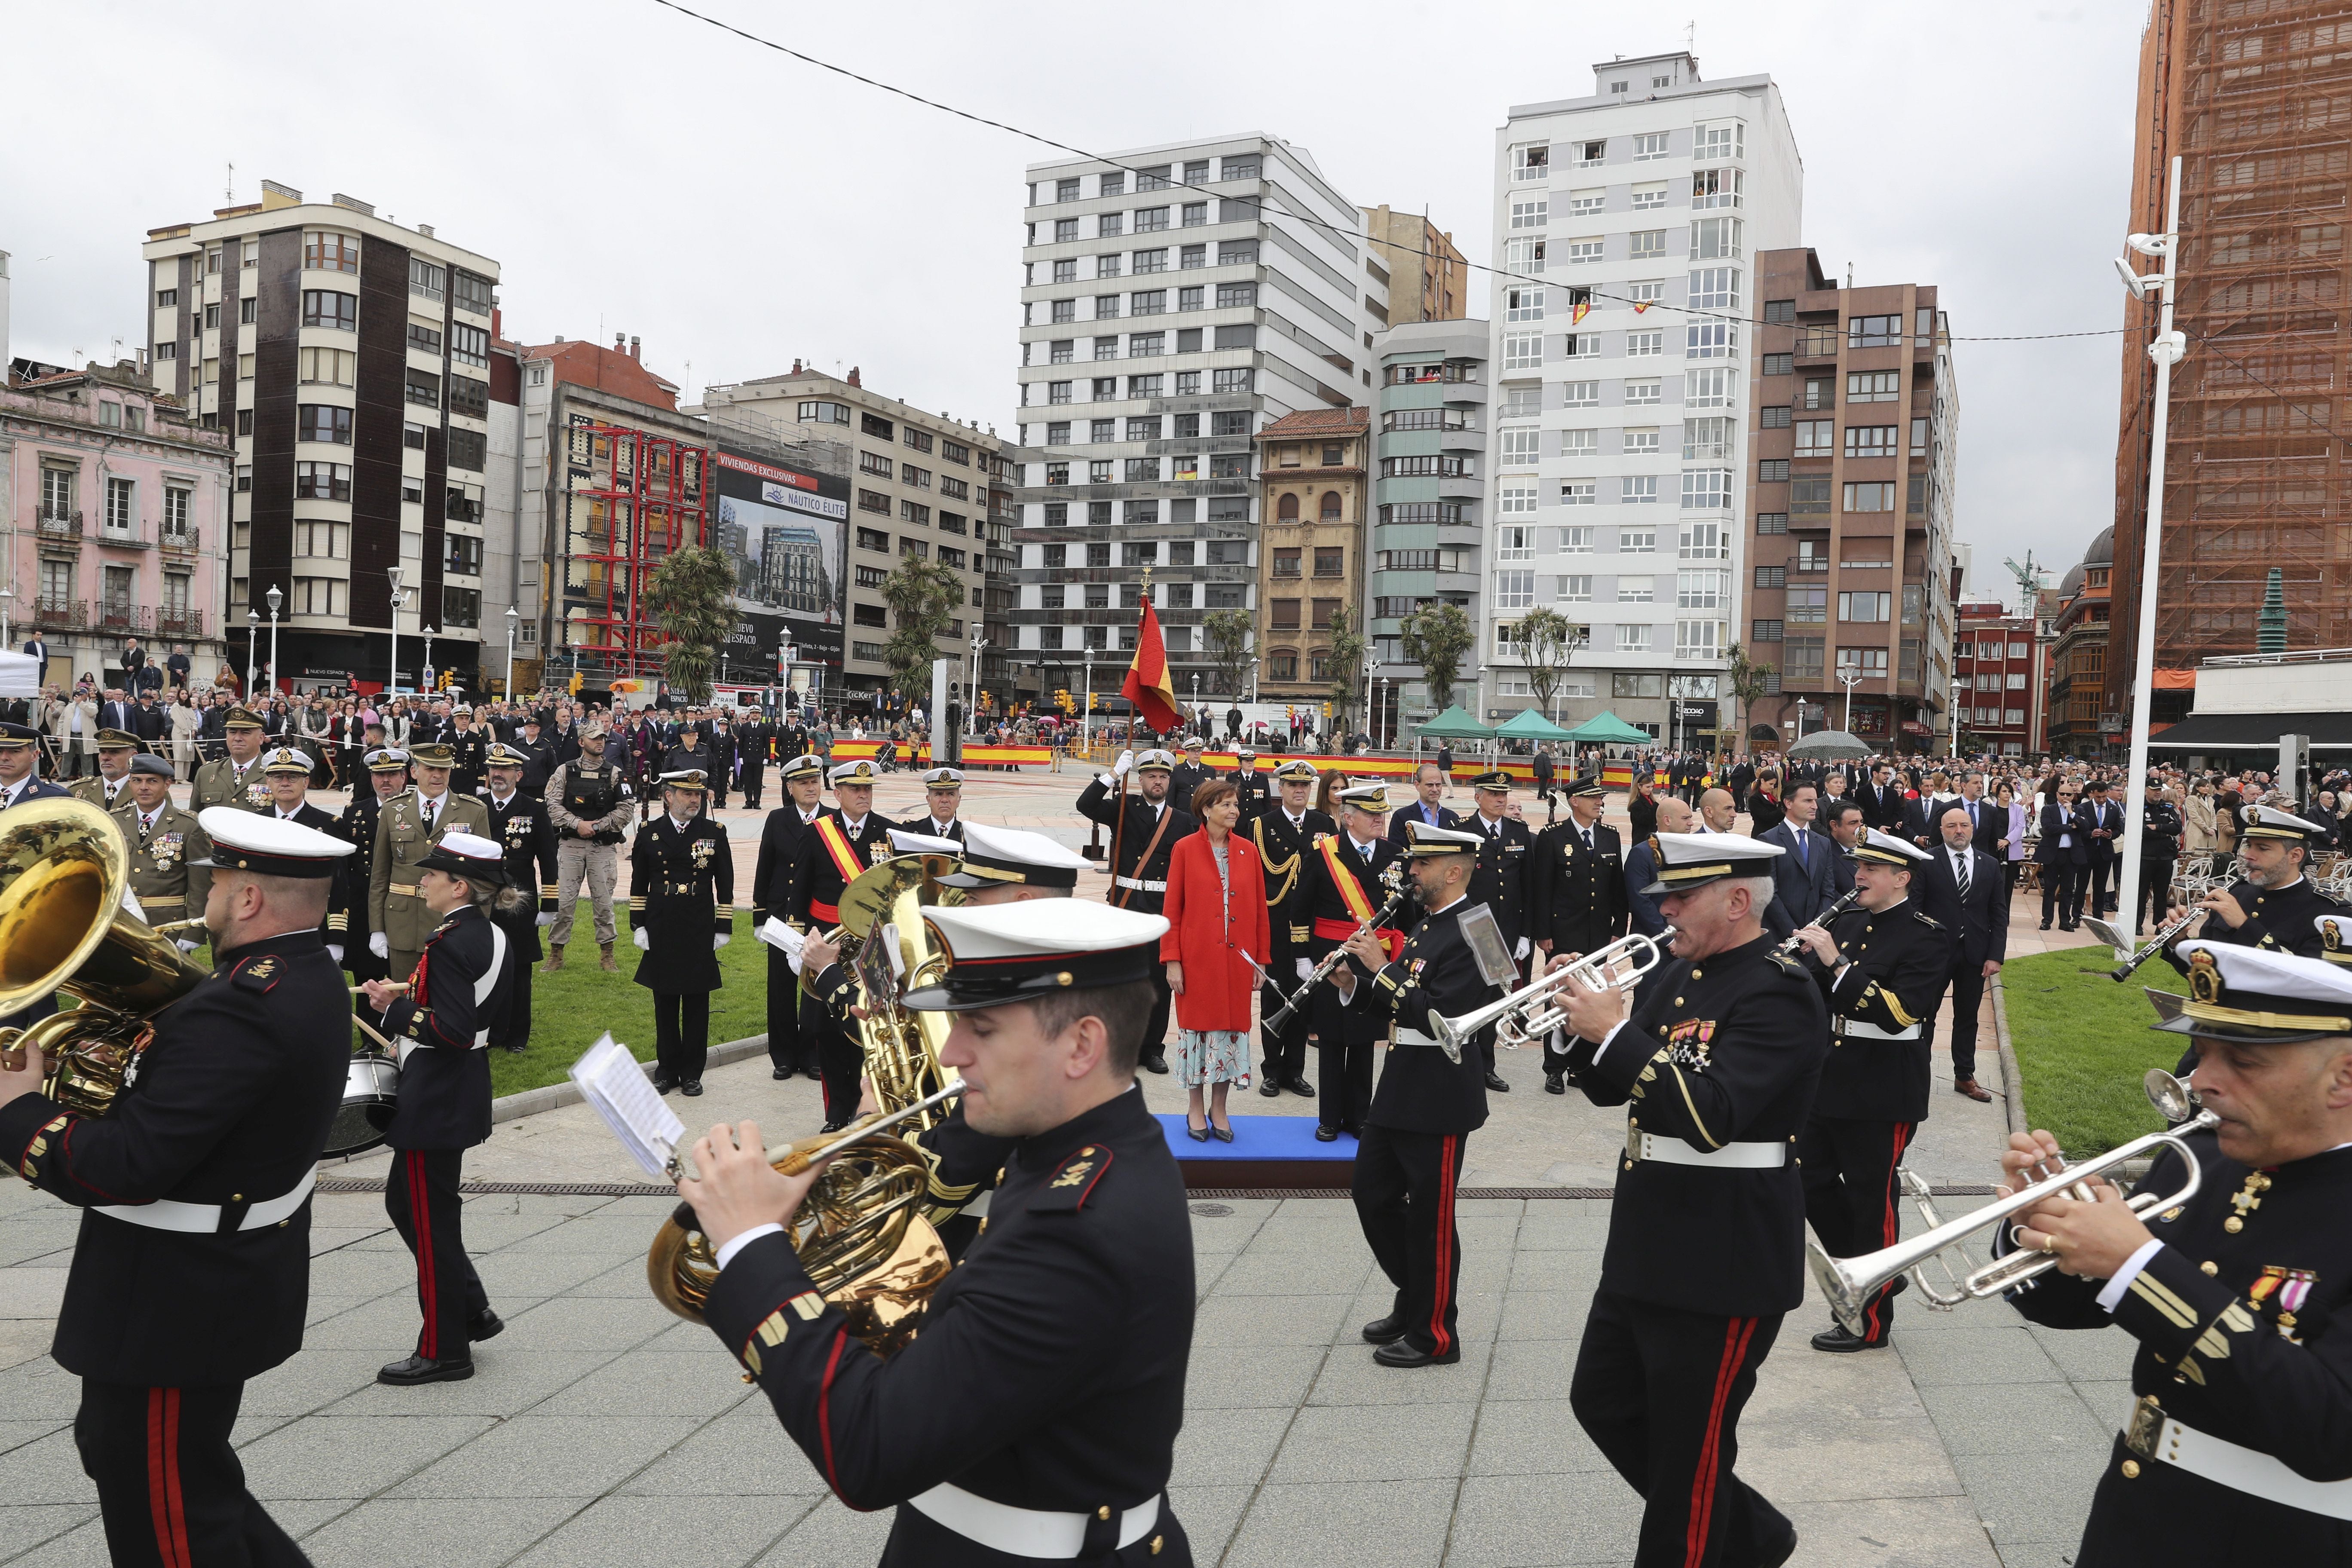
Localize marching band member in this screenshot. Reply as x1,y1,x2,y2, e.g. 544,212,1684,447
482,743,560,1054
2165,803,2342,1078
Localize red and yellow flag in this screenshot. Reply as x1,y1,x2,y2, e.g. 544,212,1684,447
1632,299,1652,314
1571,300,1591,325
1121,599,1184,733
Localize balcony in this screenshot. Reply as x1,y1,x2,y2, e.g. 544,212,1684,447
160,527,199,558
96,523,153,551
1794,327,1841,360
36,508,82,541
95,602,151,634
33,597,85,628
155,606,206,637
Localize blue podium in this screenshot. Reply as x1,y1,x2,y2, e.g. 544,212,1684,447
1153,1113,1357,1191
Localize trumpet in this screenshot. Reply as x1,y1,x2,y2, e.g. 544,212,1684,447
1428,928,1678,1057
1261,861,1407,1034
1810,1069,2217,1335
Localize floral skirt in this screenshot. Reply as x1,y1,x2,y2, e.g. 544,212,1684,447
1177,1029,1250,1089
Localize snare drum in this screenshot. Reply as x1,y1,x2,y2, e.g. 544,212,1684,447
322,1051,399,1158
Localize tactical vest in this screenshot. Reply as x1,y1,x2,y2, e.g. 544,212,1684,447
564,760,625,844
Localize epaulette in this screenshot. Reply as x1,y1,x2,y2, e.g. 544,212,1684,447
1765,950,1805,977
1030,1142,1113,1212
1912,911,1944,930
231,954,283,993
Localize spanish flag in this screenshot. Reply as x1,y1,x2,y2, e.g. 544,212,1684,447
1632,299,1652,314
1121,599,1184,733
1572,300,1591,325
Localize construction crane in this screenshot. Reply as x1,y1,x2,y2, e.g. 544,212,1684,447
2003,552,2048,617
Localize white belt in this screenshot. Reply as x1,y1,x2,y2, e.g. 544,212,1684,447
1113,876,1166,893
94,1168,316,1234
907,1481,1160,1558
1395,1028,1448,1050
2129,1413,2352,1520
1626,1131,1787,1169
1835,1018,1923,1041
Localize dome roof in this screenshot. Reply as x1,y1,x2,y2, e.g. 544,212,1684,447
2082,525,2114,567
2058,563,2086,597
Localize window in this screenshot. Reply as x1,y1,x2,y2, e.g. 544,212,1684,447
1563,428,1601,456
1212,368,1253,393
901,463,932,489
1619,477,1657,507
1783,586,1828,626
1848,314,1903,348
1679,416,1730,461
301,290,357,331
1694,119,1744,162
299,346,355,386
1838,591,1892,622
855,526,889,553
1564,239,1604,266
1689,217,1743,261
1632,131,1670,161
1632,184,1669,212
1843,481,1897,512
1801,377,1835,410
298,404,352,445
1686,322,1737,359
239,296,257,325
1676,619,1724,659
1554,574,1592,603
1133,206,1169,233
1676,569,1726,609
1836,647,1890,677
1762,353,1793,376
447,429,485,471
295,460,352,501
1556,525,1595,552
447,376,487,419
1500,428,1541,466
1758,459,1789,482
1795,539,1831,573
303,231,359,273
1680,472,1731,512
1756,512,1788,535
858,450,893,479
1623,328,1664,359
1844,425,1898,459
1506,286,1544,322
1794,419,1832,457
1502,333,1542,371
1569,190,1605,218
1495,572,1535,609
1094,295,1121,322
1510,199,1549,230
1684,368,1735,408
451,271,493,316
1688,267,1741,311
449,324,487,368
1617,625,1652,652
1847,371,1900,404
1624,377,1661,406
1496,525,1535,561
293,577,346,618
1839,539,1893,568
1513,143,1551,183
1213,282,1256,309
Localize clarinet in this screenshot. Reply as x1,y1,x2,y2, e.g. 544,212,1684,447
2108,903,2204,981
1773,885,1865,956
1263,863,1409,1033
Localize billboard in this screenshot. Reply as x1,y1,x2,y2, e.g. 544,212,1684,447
712,447,849,680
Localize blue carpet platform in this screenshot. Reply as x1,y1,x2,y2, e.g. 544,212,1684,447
1154,1113,1356,1190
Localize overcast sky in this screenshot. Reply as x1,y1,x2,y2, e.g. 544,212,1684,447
4,0,2147,605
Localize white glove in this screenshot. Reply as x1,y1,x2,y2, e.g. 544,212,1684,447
1296,957,1315,981
176,938,201,954
536,912,556,927
634,928,650,951
327,943,344,963
1515,937,1530,961
714,934,731,950
370,932,389,960
1113,750,1135,777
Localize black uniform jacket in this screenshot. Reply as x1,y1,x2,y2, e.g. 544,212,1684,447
485,788,561,963
447,728,487,796
751,805,823,929
0,929,346,1385
1227,767,1270,817
2170,875,2340,968
1168,762,1213,812
1528,818,1629,953
1463,814,1534,952
2003,1136,2352,1561
1562,933,1829,1316
628,812,735,994
383,903,507,1150
704,1086,1193,1556
1075,778,1194,918
1302,830,1406,1046
329,791,386,956
1353,897,1498,1135
1803,897,1949,1123
792,809,897,929
1249,806,1334,952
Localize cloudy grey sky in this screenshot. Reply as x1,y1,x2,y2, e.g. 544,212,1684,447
4,0,2146,603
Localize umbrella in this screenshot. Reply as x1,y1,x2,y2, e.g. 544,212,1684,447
1788,729,1871,761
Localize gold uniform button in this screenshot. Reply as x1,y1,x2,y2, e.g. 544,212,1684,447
2120,1460,2141,1479
2200,1261,2219,1277
2224,1217,2244,1234
1674,997,1685,1006
1151,1537,1164,1556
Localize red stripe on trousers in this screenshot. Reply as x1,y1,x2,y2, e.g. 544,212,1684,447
146,1387,190,1568
1428,1134,1458,1356
818,1329,851,1503
1866,1123,1914,1344
163,1388,188,1568
409,1152,438,1358
1684,1316,1757,1568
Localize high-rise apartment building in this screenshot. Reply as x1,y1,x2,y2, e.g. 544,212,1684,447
142,180,501,691
1009,137,1387,700
1741,248,1959,753
1482,55,1801,743
1371,321,1489,732
2106,0,2352,728
1360,208,1468,326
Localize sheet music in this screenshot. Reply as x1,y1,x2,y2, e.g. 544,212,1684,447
568,1033,685,1180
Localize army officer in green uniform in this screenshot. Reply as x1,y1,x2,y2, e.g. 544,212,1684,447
67,729,140,812
190,706,271,812
113,753,211,943
367,742,493,984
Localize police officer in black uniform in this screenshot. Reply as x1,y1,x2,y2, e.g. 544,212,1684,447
1786,828,1948,1351
1531,774,1629,1094
752,754,825,1082
2164,802,2341,1077
1461,770,1532,1093
1250,758,1332,1099
332,747,409,982
1078,748,1196,1077
0,808,352,1562
1299,782,1405,1140
1328,820,1503,1366
630,769,736,1097
1550,830,1827,1568
482,743,560,1053
360,831,516,1385
1997,940,2352,1565
677,898,1195,1567
794,758,899,1127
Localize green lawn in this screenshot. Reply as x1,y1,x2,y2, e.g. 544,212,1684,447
2001,947,2188,1157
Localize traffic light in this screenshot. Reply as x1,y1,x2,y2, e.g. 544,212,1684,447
568,670,585,696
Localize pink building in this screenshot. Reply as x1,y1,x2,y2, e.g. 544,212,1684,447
1,361,233,689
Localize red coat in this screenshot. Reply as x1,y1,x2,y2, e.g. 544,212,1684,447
1158,829,1270,1033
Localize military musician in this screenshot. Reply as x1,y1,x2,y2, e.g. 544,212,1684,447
1298,782,1404,1141
1548,831,1826,1568
1786,828,1949,1351
1250,758,1331,1100
1461,770,1531,1094
0,809,352,1560
677,899,1197,1565
358,832,519,1385
1077,748,1195,1077
1531,774,1629,1096
2164,803,2342,1077
1998,940,2352,1563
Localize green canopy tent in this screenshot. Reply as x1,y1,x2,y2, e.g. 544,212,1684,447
1493,708,1578,742
1413,705,1494,740
1563,710,1654,744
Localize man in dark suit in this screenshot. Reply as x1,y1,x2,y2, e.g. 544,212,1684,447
1821,797,1863,897
2076,779,2122,919
1530,775,1627,1094
1760,780,1838,935
1389,761,1458,845
1859,763,1906,831
1919,808,2008,1102
1954,772,2010,861
2035,778,2088,930
97,687,136,739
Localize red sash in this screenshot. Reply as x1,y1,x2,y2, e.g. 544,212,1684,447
1317,836,1403,960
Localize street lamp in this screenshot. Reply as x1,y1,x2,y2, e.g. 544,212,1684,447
386,566,405,698
245,608,259,695
264,584,281,697
422,622,436,696
1249,655,1261,704
969,622,987,736
504,605,520,695
2111,156,2186,952
1081,645,1094,750
776,630,794,719
1839,666,1863,732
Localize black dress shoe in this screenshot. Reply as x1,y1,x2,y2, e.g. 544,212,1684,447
1484,1071,1510,1093
681,1081,704,1097
468,1308,503,1343
1809,1323,1881,1353
1544,1072,1565,1095
1286,1076,1315,1098
819,1118,850,1134
1758,1526,1800,1568
651,1073,678,1094
378,1354,474,1385
1373,1338,1461,1367
1258,1078,1282,1097
1140,1055,1170,1075
1360,1314,1406,1344
1314,1124,1339,1142
500,1042,526,1054
772,1064,795,1081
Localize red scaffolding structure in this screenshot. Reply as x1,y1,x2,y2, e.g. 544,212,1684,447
561,421,710,680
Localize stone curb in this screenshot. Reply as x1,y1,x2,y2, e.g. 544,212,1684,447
1991,970,2028,1141
487,1033,769,1125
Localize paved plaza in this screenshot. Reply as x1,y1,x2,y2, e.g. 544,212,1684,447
0,765,2130,1566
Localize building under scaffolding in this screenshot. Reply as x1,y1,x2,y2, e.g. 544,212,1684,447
2108,0,2352,729
560,423,708,680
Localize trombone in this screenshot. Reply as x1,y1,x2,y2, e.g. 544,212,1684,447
1810,1070,2217,1335
1429,928,1678,1056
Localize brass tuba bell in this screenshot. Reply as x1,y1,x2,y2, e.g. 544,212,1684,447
0,798,211,1120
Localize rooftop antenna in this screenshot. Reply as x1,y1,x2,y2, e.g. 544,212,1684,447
225,162,233,203
1684,19,1695,49
1847,262,1855,288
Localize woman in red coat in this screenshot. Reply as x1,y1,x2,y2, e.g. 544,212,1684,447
1160,778,1269,1142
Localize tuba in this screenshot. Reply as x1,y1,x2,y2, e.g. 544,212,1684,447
0,798,211,1120
646,850,968,1355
